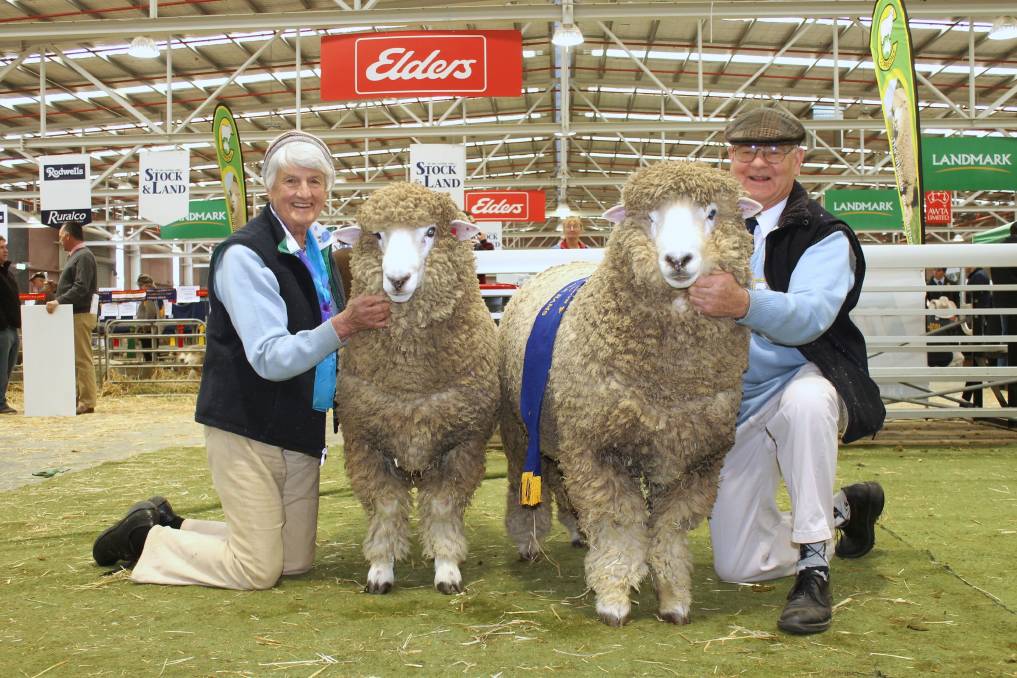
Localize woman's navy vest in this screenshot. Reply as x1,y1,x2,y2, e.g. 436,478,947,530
195,207,345,457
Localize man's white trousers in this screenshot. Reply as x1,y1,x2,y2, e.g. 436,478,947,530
710,363,842,583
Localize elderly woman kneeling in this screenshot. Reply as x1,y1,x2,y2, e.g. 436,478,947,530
92,131,390,590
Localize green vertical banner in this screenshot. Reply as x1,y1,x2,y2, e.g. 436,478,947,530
870,0,924,244
213,104,248,232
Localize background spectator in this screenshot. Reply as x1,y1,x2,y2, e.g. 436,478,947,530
135,273,160,379
29,272,47,294
990,223,1017,405
554,216,588,249
46,222,98,415
0,236,20,414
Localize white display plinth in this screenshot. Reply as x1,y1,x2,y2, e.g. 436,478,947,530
21,305,77,417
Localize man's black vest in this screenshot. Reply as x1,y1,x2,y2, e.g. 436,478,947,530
195,207,346,457
762,182,885,443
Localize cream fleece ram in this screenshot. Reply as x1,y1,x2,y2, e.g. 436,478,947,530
336,182,499,595
499,162,752,626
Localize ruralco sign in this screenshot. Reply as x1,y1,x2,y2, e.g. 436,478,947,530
825,190,902,231
159,198,230,240
922,137,1017,191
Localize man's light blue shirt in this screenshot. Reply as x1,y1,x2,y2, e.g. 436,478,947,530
736,199,855,424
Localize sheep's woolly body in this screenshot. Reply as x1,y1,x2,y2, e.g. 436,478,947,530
336,182,499,591
499,162,751,625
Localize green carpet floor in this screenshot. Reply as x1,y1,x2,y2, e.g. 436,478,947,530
0,445,1014,677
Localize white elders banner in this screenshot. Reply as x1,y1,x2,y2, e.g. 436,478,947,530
408,144,466,208
138,150,190,226
0,203,7,240
40,154,92,227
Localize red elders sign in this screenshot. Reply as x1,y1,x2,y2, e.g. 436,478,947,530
321,30,522,100
925,190,952,225
465,190,545,222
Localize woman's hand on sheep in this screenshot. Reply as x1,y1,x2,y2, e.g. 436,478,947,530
689,272,750,319
332,294,391,340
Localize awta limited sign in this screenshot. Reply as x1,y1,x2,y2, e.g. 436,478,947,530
924,190,952,225
465,190,545,222
320,30,522,100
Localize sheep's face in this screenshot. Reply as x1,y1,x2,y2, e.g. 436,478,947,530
603,194,758,290
336,219,479,303
376,223,437,302
647,199,717,288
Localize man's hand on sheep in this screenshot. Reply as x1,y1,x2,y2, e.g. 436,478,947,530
332,294,391,340
689,272,750,319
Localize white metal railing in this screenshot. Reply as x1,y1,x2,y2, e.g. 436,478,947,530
475,243,1017,423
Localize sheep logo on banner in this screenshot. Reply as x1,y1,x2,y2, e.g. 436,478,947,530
213,104,248,232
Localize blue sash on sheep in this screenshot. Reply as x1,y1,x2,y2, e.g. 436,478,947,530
519,276,589,506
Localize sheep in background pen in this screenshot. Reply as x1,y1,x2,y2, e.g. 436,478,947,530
498,162,758,626
334,182,499,595
883,77,919,232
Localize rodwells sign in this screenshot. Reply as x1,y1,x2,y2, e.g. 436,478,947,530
465,190,545,222
39,154,92,227
159,199,230,240
320,30,522,100
922,137,1017,190
825,189,902,231
44,164,86,180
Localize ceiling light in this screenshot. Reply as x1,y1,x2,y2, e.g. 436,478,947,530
127,36,160,59
553,204,574,220
989,16,1017,41
552,23,584,48
552,0,583,48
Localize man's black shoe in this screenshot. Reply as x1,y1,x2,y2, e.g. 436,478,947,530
835,481,885,559
148,496,183,528
777,567,832,635
92,501,159,566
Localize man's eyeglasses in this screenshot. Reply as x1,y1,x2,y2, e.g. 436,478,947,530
730,144,798,165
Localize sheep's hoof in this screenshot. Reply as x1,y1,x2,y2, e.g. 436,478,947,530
596,600,631,627
597,611,629,627
434,559,462,595
517,546,540,562
570,537,587,549
659,611,690,625
435,579,463,595
366,562,394,594
365,581,392,595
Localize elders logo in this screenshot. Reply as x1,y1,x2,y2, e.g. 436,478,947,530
321,30,522,101
357,35,486,95
465,190,544,222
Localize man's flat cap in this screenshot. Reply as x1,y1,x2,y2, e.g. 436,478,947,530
136,274,154,285
724,106,806,145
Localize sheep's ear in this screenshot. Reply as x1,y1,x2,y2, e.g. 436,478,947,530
602,204,626,224
737,197,763,219
334,225,363,245
450,219,480,241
